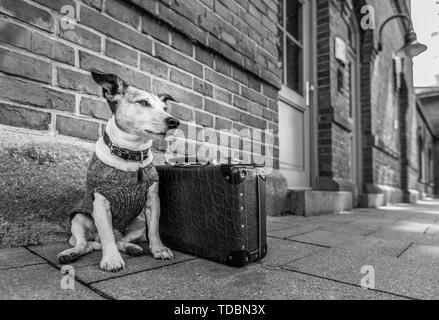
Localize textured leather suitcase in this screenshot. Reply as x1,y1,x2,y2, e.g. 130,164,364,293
157,164,267,267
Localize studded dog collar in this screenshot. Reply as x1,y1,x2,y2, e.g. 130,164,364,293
103,132,150,162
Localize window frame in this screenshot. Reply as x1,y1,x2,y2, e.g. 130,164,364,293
277,0,305,95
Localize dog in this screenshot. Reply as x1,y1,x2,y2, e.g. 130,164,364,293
57,70,180,272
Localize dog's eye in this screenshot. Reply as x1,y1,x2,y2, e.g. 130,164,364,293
138,100,150,107
163,106,168,112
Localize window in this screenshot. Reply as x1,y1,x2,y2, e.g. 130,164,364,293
278,0,304,95
286,0,302,41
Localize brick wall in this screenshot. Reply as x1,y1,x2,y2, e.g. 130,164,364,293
364,0,436,196
316,0,332,180
316,0,365,191
358,0,406,191
0,0,280,167
316,0,433,197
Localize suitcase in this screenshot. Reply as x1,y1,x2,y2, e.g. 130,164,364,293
157,163,267,267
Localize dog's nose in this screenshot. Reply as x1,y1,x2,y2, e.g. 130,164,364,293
165,117,180,129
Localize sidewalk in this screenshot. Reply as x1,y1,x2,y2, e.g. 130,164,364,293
1,199,439,300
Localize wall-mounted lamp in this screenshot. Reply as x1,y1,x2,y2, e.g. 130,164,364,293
378,14,427,58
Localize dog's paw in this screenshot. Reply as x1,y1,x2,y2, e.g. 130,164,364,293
57,249,80,264
150,244,174,260
100,253,125,272
125,244,144,257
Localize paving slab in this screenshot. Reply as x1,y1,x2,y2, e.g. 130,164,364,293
319,222,379,236
268,224,322,239
368,207,416,218
267,215,307,228
407,214,439,223
311,213,360,224
367,228,439,246
0,247,45,270
0,264,103,300
288,229,367,248
346,217,400,229
27,241,140,268
75,250,195,284
92,259,402,300
399,244,439,263
28,241,185,268
336,237,412,258
28,242,101,268
261,237,327,267
285,249,439,300
267,221,300,232
426,224,439,235
386,220,430,233
268,218,350,239
354,211,389,219
2,199,437,300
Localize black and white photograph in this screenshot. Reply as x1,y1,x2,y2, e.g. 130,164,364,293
0,0,439,306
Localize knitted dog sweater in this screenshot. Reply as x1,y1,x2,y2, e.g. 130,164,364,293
69,153,159,233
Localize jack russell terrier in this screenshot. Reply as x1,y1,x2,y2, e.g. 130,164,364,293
57,70,180,272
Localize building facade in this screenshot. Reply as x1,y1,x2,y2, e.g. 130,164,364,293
0,0,435,216
416,87,439,197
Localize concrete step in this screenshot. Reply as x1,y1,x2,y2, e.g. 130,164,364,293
0,125,95,248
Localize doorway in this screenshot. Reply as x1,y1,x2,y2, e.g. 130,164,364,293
278,0,314,190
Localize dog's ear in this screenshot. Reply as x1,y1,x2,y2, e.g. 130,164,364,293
91,70,127,113
158,94,176,104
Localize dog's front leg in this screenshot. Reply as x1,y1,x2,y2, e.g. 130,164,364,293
92,193,125,272
145,182,173,260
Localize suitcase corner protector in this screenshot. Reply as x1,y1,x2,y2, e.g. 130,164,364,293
226,246,267,267
260,244,268,260
226,250,251,267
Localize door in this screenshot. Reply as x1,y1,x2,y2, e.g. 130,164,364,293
278,0,313,190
